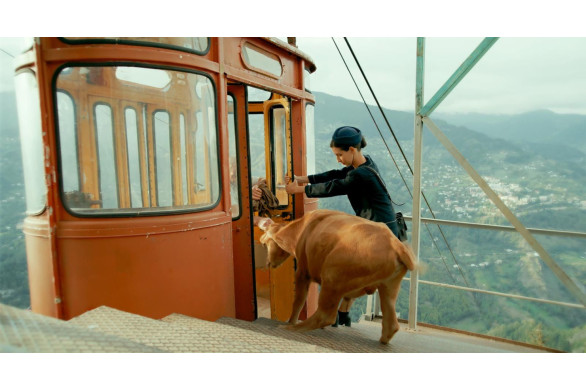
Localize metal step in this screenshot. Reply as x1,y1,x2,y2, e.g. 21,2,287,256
162,313,334,353
69,306,334,353
0,303,162,352
216,316,402,353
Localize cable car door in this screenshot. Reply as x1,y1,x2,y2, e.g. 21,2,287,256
258,96,295,322
227,84,255,321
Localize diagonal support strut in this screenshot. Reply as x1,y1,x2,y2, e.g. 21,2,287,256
422,116,586,308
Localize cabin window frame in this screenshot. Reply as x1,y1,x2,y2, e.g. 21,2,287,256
304,67,312,93
58,37,211,56
92,101,121,209
269,104,290,208
241,42,283,79
227,93,242,220
52,62,223,218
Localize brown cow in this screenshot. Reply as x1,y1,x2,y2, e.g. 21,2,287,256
259,209,416,344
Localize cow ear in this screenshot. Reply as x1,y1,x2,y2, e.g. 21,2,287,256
266,239,290,268
270,217,306,254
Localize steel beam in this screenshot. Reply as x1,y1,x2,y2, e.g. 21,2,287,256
408,38,426,329
419,38,499,117
423,116,586,308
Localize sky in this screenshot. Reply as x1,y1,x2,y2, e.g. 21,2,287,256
1,2,586,118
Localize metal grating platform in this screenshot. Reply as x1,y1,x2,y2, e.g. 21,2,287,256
161,313,334,352
69,306,335,353
0,302,556,353
217,316,552,353
0,303,163,352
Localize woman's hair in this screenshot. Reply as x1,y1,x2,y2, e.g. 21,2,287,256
330,136,367,151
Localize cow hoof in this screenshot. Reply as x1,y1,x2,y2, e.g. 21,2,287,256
379,337,390,345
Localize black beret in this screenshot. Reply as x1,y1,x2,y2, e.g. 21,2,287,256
331,126,362,146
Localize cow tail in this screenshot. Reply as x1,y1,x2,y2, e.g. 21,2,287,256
398,242,417,271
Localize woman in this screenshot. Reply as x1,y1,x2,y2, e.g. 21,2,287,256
285,126,400,327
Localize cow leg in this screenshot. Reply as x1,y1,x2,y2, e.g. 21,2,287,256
288,271,311,324
287,285,341,332
338,297,355,312
377,275,404,344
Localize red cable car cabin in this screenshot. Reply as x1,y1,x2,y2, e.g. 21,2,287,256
13,37,319,323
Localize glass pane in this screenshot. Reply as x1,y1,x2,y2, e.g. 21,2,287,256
14,70,46,214
57,92,79,193
248,113,266,183
55,65,219,215
194,111,206,194
304,67,311,92
95,104,119,209
227,95,240,218
247,86,271,102
305,104,316,175
272,107,288,206
207,106,219,202
180,114,188,205
141,107,150,207
242,43,282,77
125,107,142,208
154,111,172,207
116,67,171,89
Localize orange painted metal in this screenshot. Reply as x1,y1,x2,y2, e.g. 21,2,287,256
228,84,256,321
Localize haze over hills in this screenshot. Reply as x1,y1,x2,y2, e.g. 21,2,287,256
0,90,585,351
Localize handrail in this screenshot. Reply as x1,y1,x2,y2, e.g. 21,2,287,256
403,278,584,309
402,215,586,239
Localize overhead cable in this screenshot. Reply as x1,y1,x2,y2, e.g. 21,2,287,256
338,37,471,288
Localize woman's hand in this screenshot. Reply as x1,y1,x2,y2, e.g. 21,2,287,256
251,178,266,201
285,175,308,185
251,185,262,200
285,177,305,194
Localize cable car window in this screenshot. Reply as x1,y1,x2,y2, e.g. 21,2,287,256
153,110,173,207
180,114,188,205
304,67,312,92
241,42,283,78
60,37,210,55
55,65,220,216
305,104,316,175
95,103,119,209
141,107,151,207
14,70,46,215
125,108,143,208
272,107,289,206
117,67,171,89
58,92,80,194
227,95,240,219
247,86,271,103
248,113,266,184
